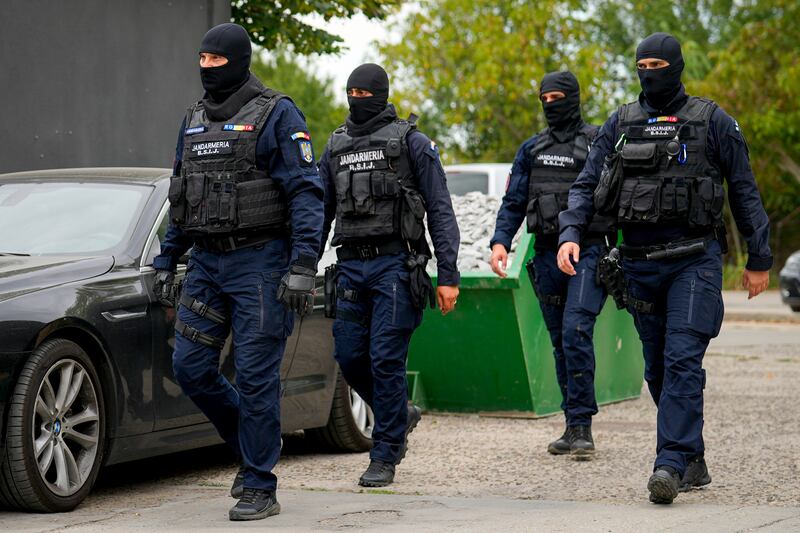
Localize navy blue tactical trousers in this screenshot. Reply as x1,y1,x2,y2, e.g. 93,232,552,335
532,245,607,426
333,253,423,464
623,240,724,476
172,239,293,491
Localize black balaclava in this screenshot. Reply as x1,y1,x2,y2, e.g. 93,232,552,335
636,32,685,110
346,63,390,125
539,71,582,142
199,23,252,102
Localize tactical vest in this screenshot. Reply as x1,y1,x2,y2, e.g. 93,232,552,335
327,119,426,245
615,96,723,228
168,90,288,236
526,124,615,236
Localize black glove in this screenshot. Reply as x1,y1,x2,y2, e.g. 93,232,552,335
153,269,176,307
277,265,316,317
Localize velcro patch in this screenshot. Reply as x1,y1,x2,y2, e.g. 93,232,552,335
299,140,313,163
222,124,255,131
185,126,207,135
190,140,234,157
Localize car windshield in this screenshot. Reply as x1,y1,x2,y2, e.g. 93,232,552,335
0,181,149,255
445,171,489,195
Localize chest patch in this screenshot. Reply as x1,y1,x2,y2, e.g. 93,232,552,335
189,139,234,157
642,123,679,138
535,153,575,168
338,149,386,171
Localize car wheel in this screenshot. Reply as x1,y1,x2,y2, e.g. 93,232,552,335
306,369,373,452
0,339,105,512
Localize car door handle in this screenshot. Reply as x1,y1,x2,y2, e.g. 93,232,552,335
101,310,147,322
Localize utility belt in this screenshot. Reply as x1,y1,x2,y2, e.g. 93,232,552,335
193,230,284,254
336,239,410,261
619,227,724,261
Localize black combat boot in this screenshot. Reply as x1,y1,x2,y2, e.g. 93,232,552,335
570,425,595,460
679,455,711,492
358,460,396,487
547,426,574,455
396,404,423,465
229,488,280,521
230,467,245,499
648,466,681,504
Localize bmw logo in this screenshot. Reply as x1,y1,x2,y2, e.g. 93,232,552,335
53,419,62,436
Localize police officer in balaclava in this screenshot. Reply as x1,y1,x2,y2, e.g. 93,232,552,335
490,71,616,459
153,22,324,521
318,63,461,487
558,32,772,504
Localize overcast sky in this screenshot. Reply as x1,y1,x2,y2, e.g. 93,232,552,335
299,7,416,103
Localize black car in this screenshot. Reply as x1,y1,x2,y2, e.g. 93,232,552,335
780,250,800,312
0,168,374,512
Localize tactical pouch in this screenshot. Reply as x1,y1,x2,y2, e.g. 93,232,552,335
324,265,337,318
335,170,355,215
400,188,426,241
237,176,284,229
620,143,659,170
182,173,207,228
525,194,562,235
659,181,690,219
618,178,661,223
594,152,624,215
206,178,237,230
404,253,436,310
688,177,725,227
168,176,186,223
351,172,375,214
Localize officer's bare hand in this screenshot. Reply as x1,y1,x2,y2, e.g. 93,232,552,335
437,285,459,315
557,242,580,276
490,244,509,278
742,269,769,299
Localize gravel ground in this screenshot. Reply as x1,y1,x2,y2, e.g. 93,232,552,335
91,321,800,509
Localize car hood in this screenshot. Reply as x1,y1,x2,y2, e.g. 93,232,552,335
0,255,115,302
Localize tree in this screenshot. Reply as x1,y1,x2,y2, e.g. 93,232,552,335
233,0,401,55
380,0,621,163
250,53,348,149
693,0,800,263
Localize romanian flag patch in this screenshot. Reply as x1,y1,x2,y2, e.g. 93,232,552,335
291,132,311,141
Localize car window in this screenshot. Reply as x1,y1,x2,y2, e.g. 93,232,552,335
0,182,149,255
143,203,170,266
445,171,489,195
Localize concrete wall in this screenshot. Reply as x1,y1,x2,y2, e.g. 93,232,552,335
0,0,230,172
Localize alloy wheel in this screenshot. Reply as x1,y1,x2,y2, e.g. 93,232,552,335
349,387,374,439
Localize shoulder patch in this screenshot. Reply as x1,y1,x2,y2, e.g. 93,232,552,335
291,131,311,141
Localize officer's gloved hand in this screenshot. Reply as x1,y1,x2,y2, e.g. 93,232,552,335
153,270,176,307
278,265,316,317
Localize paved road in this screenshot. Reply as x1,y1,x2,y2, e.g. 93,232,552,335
1,320,798,531
723,289,798,322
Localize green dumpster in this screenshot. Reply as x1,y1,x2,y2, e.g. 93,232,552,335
407,233,643,415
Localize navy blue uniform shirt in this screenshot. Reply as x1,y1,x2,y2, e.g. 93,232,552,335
490,134,540,252
558,93,773,271
154,98,325,271
319,130,461,287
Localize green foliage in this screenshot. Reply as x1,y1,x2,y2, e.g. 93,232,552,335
381,0,800,260
232,0,401,54
381,0,618,163
250,53,348,151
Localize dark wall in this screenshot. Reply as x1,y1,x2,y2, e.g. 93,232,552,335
0,0,230,172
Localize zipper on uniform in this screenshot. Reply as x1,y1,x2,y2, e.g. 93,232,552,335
392,282,397,324
687,278,696,323
258,282,264,332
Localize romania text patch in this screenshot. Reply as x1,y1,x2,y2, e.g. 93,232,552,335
291,131,311,141
222,124,255,131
